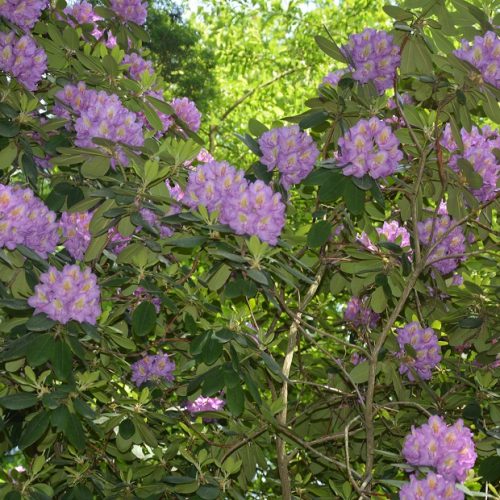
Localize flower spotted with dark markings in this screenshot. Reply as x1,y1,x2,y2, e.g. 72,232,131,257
131,352,175,387
337,117,403,178
454,31,500,88
396,322,441,381
259,125,319,189
28,265,101,325
0,31,46,91
0,184,58,258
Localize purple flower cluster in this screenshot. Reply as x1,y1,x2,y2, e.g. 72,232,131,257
418,209,466,275
28,265,101,324
138,90,174,134
130,352,175,386
107,226,131,254
343,296,379,329
454,31,499,88
399,473,464,500
123,53,154,81
170,97,201,133
396,322,441,381
0,184,58,258
140,208,174,238
376,221,411,249
0,32,46,91
110,0,147,25
322,69,348,87
259,125,320,189
55,83,144,163
186,396,225,415
337,117,403,178
441,124,499,203
342,29,400,94
402,415,476,482
60,211,92,261
185,161,286,245
64,0,98,24
0,0,46,30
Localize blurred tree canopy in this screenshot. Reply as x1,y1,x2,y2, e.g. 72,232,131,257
145,0,217,113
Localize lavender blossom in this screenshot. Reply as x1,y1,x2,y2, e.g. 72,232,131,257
337,117,403,178
399,473,464,500
130,352,175,386
396,322,441,381
0,0,47,30
259,125,320,189
60,211,92,261
110,0,147,25
344,296,379,329
28,265,101,324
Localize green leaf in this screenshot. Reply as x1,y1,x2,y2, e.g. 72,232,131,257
483,91,500,123
65,412,86,451
383,5,413,20
307,220,331,247
19,411,50,449
119,418,135,439
51,341,73,381
164,235,207,248
459,317,483,329
349,362,369,384
318,172,347,202
299,110,328,130
315,35,347,63
197,486,221,500
26,334,56,367
343,181,365,216
26,314,56,332
462,401,481,421
132,301,157,336
0,393,38,410
207,264,232,291
226,384,244,417
81,156,110,178
201,336,223,365
248,118,268,136
0,119,20,137
0,142,18,166
478,456,500,483
370,286,387,313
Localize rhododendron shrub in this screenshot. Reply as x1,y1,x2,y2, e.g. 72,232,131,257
0,0,498,499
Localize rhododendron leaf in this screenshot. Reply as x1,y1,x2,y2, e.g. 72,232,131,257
459,316,483,329
52,341,73,381
81,156,110,178
383,5,413,20
0,142,17,166
248,118,268,137
132,301,156,336
26,314,56,332
478,456,500,483
202,336,223,365
370,286,387,313
0,393,38,410
119,418,136,440
343,181,365,216
197,485,221,500
314,35,347,63
207,264,231,291
19,411,50,449
307,220,331,247
299,110,328,130
226,384,244,417
318,172,347,202
235,133,262,156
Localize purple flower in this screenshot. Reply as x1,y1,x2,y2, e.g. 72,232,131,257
418,205,467,275
259,125,320,189
186,395,225,415
441,124,499,203
170,97,201,133
60,211,92,261
399,473,464,500
123,53,154,81
402,415,476,483
55,83,144,165
387,92,414,110
0,31,46,91
322,69,348,87
396,322,441,381
0,184,58,258
185,161,286,245
107,226,131,254
454,31,500,88
0,0,47,30
344,296,379,329
376,221,411,249
110,0,147,25
28,265,101,325
342,28,400,94
130,352,175,386
139,207,174,238
64,0,99,25
337,117,403,178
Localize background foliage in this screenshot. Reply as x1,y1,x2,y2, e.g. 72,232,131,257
0,0,499,499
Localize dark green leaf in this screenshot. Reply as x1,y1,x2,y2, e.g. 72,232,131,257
226,384,244,417
197,486,221,500
315,35,347,63
119,418,135,439
51,341,73,381
0,393,38,410
479,456,500,483
343,181,365,216
26,334,56,367
307,220,331,247
459,317,483,329
19,411,50,449
26,314,56,332
132,301,157,336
